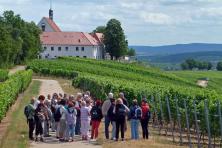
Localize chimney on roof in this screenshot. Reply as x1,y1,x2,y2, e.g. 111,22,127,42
49,9,53,20
49,0,53,20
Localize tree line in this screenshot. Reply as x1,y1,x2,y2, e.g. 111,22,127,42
0,10,41,68
92,19,136,60
181,58,222,71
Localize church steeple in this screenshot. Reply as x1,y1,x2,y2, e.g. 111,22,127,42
49,0,53,20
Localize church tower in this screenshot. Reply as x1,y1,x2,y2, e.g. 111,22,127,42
49,0,53,20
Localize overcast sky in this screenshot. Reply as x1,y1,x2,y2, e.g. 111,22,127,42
0,0,222,46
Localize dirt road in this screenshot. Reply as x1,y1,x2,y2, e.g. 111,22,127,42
30,79,101,148
9,65,26,75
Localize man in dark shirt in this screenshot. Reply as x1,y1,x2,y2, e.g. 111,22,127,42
119,92,128,107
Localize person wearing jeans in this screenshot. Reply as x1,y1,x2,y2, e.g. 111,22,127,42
66,101,77,141
104,116,111,139
129,99,141,140
102,93,114,139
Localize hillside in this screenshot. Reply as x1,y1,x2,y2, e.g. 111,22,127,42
27,57,222,100
170,71,222,95
141,51,222,63
131,43,222,69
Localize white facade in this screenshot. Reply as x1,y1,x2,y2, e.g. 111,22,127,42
38,18,55,32
40,45,103,59
37,15,104,59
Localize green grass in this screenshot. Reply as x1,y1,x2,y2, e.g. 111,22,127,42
0,80,41,148
170,71,222,95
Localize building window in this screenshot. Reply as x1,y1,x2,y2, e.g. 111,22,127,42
76,47,79,51
83,56,87,58
81,47,84,51
43,47,47,50
41,23,45,31
66,47,69,51
58,47,61,51
51,47,54,51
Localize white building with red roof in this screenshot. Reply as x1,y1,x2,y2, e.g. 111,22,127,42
37,9,105,59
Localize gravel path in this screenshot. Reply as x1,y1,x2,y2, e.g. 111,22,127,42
9,65,26,75
30,79,101,148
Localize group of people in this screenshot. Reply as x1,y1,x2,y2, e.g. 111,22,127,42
24,91,150,142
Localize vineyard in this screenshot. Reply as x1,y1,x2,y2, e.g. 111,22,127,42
0,70,32,121
27,57,222,147
171,70,222,95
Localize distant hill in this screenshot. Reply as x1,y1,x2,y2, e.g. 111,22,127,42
130,43,222,56
130,43,222,69
140,51,222,63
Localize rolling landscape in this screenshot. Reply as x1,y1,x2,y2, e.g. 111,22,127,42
1,0,222,148
132,43,222,69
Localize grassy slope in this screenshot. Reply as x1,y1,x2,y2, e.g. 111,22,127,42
170,71,222,95
0,80,41,148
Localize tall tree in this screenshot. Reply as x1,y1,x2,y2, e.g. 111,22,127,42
0,10,41,67
92,26,106,34
127,48,136,56
104,19,128,60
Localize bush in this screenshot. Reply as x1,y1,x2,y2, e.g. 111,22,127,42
0,69,8,82
0,70,32,121
216,61,222,71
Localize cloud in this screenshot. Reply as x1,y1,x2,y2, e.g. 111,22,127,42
199,7,222,17
139,12,173,25
1,0,222,45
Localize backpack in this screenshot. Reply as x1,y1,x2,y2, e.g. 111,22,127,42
91,107,99,120
24,105,30,119
117,105,126,118
54,107,62,122
67,108,75,123
147,110,151,120
107,103,115,121
135,107,142,119
143,109,151,120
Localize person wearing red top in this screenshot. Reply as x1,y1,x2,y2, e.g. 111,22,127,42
140,99,150,139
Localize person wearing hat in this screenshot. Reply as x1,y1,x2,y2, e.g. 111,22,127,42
102,92,115,139
90,100,103,140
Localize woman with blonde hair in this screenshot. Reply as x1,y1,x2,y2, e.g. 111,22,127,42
80,101,91,140
113,98,129,141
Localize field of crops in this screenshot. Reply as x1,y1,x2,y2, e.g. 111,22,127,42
0,69,8,82
0,70,32,121
27,57,222,146
27,57,220,100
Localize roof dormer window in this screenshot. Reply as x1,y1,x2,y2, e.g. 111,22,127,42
41,23,45,32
